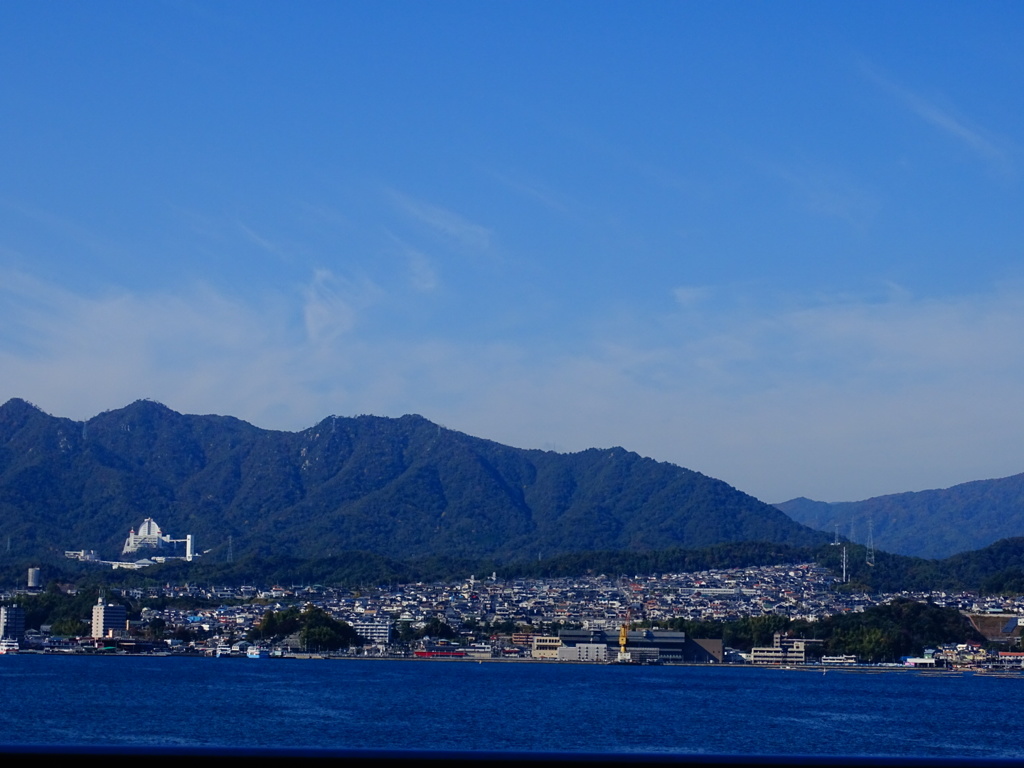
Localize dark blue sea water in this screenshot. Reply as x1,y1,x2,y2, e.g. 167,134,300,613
0,656,1021,758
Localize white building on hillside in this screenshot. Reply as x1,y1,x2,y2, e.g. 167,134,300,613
122,518,195,560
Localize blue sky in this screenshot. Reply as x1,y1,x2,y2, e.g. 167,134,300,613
2,2,1023,503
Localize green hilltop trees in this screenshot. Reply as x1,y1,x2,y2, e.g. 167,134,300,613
250,605,360,651
652,599,984,663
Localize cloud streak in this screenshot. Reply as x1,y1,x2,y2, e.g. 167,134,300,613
237,221,283,256
766,162,880,228
862,62,1015,175
387,190,492,252
485,168,573,214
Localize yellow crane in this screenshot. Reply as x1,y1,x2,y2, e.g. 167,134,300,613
618,609,631,658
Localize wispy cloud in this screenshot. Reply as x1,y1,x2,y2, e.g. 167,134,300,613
0,269,301,423
300,202,352,229
862,62,1014,176
302,268,381,345
381,232,441,294
672,285,711,308
766,162,880,228
407,250,439,293
387,190,492,252
485,168,572,214
236,221,282,255
0,201,130,262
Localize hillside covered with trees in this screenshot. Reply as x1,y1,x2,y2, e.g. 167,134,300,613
0,398,829,565
9,536,1024,596
776,471,1024,559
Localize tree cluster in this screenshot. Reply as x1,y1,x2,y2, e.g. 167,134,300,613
652,599,984,662
250,605,361,651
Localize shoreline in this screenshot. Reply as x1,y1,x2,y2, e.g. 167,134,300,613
10,649,1023,674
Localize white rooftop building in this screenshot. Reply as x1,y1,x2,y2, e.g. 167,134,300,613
122,518,195,560
123,518,167,554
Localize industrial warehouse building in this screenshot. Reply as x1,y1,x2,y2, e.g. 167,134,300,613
557,628,723,663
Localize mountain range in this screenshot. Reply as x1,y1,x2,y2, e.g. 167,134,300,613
776,473,1024,560
0,398,830,565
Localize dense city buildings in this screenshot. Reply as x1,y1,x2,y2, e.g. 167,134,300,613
3,560,1023,664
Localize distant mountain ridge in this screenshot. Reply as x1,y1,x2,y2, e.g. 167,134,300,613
0,398,830,564
776,473,1024,559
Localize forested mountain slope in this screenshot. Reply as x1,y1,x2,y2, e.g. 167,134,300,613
776,472,1024,559
0,398,830,563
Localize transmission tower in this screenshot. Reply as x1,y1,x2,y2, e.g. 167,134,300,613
866,518,875,567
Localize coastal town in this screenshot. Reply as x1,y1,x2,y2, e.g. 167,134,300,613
3,561,1024,669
